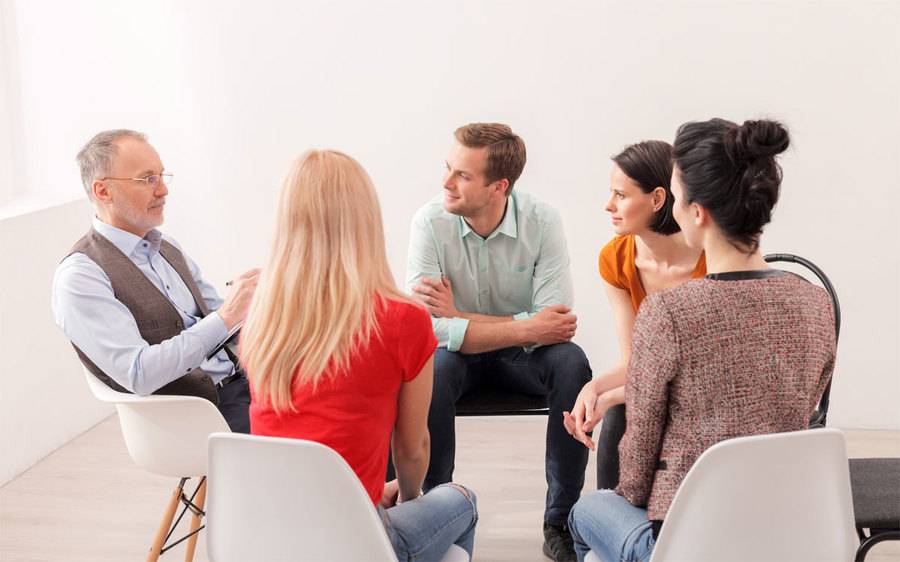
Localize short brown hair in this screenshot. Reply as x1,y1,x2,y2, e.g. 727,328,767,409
454,123,526,193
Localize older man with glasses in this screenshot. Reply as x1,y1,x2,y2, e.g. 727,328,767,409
52,129,258,432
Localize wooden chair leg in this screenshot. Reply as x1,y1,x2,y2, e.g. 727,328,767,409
147,481,184,562
183,477,207,562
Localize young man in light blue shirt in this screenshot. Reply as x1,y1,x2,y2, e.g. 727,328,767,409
406,123,591,562
52,129,258,432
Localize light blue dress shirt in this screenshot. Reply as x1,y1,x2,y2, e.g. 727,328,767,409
406,191,574,352
52,217,232,395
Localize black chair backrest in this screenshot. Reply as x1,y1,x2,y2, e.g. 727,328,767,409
764,253,841,428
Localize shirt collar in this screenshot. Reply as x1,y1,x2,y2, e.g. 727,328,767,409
458,194,519,241
92,217,162,257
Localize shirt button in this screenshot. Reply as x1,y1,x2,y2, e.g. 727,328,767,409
166,285,170,289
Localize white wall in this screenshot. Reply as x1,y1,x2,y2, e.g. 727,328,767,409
2,0,898,484
0,199,112,485
0,0,23,205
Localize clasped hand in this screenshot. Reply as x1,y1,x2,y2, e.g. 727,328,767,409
413,276,457,318
563,379,611,451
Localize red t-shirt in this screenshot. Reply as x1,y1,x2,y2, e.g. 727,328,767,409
249,297,437,505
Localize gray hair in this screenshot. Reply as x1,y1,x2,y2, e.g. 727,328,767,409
76,129,147,199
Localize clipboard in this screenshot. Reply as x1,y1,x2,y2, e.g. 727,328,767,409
207,321,242,361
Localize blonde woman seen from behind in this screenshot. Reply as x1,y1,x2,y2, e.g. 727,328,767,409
242,150,478,562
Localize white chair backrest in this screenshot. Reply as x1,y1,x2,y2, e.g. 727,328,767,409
83,368,230,477
206,433,399,562
650,428,857,562
83,367,137,403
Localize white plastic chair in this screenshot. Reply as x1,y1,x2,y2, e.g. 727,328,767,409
206,432,469,562
83,368,231,561
584,429,858,562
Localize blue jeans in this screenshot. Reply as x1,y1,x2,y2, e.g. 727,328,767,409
568,490,656,562
380,484,478,562
426,343,591,525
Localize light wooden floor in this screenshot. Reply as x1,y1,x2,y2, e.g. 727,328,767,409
1,416,899,562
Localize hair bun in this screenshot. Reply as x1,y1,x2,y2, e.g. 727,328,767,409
724,119,790,164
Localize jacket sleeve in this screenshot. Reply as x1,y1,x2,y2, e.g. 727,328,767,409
616,294,679,506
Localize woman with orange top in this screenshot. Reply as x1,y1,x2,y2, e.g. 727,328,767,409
564,140,706,489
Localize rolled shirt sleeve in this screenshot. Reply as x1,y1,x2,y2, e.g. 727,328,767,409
406,205,472,352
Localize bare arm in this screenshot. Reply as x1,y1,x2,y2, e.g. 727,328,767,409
415,275,577,354
458,304,577,353
458,320,527,353
392,356,434,502
563,281,634,447
595,281,635,391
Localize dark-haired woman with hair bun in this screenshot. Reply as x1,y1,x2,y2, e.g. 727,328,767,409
567,119,836,562
563,140,706,490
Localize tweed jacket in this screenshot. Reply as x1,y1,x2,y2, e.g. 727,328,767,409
616,270,836,521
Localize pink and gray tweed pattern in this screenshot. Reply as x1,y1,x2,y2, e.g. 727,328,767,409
616,274,836,521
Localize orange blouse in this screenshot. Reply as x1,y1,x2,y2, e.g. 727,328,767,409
598,235,707,313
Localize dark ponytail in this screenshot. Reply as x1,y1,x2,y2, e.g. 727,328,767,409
673,118,789,253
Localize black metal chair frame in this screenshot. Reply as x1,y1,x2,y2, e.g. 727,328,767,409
763,253,841,428
855,521,900,561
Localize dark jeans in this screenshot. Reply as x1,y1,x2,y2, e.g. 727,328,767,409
596,404,626,490
427,342,592,525
217,374,250,434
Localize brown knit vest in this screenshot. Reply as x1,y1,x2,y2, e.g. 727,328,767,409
68,228,218,404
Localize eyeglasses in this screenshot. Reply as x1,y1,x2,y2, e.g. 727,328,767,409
101,173,173,187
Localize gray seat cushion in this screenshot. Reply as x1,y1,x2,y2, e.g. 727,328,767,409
849,458,900,529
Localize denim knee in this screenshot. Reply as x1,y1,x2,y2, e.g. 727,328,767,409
542,342,592,388
569,490,655,562
436,483,478,512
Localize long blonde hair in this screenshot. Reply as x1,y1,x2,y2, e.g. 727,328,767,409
241,150,407,412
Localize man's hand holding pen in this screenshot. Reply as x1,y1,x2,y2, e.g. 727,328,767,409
218,268,261,329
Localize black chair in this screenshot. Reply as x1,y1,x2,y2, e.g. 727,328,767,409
595,253,841,488
762,254,900,562
849,459,900,560
763,253,841,427
455,386,548,416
